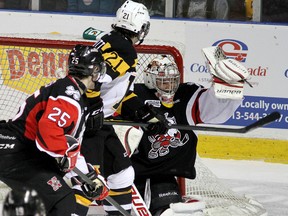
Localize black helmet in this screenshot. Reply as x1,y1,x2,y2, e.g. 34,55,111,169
3,188,46,216
68,44,106,81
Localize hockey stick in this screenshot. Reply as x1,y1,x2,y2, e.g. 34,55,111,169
114,126,152,216
131,184,152,216
73,167,131,216
105,111,280,133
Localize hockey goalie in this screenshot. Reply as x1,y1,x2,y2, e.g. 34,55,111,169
116,45,252,215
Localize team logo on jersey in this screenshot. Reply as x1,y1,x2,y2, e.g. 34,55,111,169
65,86,81,101
147,113,189,159
47,176,62,191
212,39,248,62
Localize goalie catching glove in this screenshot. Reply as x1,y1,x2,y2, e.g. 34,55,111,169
202,46,252,100
56,135,81,173
73,163,109,201
135,104,169,136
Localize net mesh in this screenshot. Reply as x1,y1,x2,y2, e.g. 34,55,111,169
185,156,267,216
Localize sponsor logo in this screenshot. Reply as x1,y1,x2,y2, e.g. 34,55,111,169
216,89,242,95
247,66,268,76
0,134,16,140
159,191,179,198
144,100,161,107
0,144,15,149
190,63,209,73
212,39,248,62
131,186,150,216
90,107,103,116
191,38,267,77
0,45,69,94
190,63,268,77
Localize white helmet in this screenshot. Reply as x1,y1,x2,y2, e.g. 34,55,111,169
114,0,150,43
144,56,180,108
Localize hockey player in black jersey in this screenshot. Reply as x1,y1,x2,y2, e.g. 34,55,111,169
120,48,251,215
0,44,108,215
80,1,169,215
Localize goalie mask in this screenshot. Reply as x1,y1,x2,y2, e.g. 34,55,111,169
68,44,106,82
113,0,150,44
3,188,46,216
144,56,180,108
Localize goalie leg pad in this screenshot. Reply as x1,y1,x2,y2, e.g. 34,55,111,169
149,177,182,215
161,202,205,216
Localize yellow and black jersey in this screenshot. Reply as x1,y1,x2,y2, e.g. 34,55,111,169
95,30,138,80
93,30,141,118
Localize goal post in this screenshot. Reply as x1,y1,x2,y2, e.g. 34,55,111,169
0,35,267,216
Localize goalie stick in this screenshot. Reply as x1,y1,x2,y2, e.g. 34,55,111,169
105,111,280,133
73,167,131,216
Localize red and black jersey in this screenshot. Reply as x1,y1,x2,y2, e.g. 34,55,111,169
130,83,241,179
9,76,88,157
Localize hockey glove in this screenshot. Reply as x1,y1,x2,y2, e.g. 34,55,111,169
56,135,80,173
74,163,109,201
202,46,251,100
135,104,169,136
85,90,104,136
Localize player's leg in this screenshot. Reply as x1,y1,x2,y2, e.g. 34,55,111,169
103,125,134,215
0,125,78,215
74,129,106,215
0,149,78,215
134,175,182,216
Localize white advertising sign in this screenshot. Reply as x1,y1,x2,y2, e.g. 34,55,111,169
183,22,288,130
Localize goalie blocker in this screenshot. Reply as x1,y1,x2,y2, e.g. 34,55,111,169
202,46,252,100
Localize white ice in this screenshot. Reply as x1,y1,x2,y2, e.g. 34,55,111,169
201,158,288,216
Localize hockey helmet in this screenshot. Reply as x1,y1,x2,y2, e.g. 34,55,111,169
144,56,180,108
3,188,46,216
114,0,150,43
68,44,106,81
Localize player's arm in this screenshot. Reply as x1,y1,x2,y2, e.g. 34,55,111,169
84,89,104,136
202,46,251,100
118,91,168,135
189,87,244,124
186,46,251,125
35,96,83,172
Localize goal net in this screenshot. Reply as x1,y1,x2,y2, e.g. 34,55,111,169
0,35,266,216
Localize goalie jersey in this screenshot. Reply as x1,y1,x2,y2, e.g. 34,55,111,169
130,83,241,179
